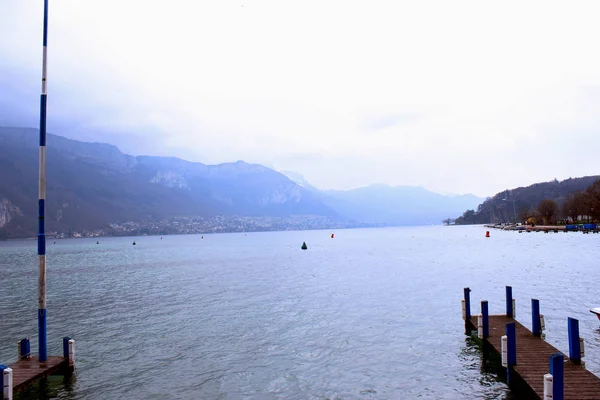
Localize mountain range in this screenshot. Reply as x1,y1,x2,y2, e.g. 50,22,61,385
0,126,483,238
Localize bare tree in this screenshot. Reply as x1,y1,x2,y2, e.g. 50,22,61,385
562,194,584,222
537,199,558,224
582,181,600,221
519,206,533,224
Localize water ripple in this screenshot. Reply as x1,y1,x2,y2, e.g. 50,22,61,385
1,227,596,399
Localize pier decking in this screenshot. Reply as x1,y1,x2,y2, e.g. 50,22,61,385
466,315,600,399
1,337,74,398
9,356,71,391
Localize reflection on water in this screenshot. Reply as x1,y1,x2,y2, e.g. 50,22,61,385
461,329,543,400
15,374,76,400
458,333,514,400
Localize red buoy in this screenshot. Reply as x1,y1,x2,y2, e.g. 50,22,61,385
485,231,490,238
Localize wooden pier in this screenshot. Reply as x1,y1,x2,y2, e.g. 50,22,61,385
1,338,74,398
463,287,600,400
466,315,600,399
8,356,72,392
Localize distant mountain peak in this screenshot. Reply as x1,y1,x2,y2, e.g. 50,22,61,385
366,183,391,189
281,170,309,186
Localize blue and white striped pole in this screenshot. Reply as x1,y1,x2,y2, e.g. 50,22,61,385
38,0,49,362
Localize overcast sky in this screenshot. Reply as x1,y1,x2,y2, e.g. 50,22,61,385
2,1,600,197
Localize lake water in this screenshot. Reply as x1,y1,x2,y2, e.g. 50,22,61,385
1,225,600,399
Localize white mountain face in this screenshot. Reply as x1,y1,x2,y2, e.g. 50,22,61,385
0,198,23,228
150,171,190,189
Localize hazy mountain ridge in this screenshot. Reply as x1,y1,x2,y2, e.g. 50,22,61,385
1,126,483,238
0,127,336,238
322,184,483,225
279,172,485,225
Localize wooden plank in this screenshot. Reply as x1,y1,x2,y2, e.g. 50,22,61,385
468,315,600,400
9,356,69,391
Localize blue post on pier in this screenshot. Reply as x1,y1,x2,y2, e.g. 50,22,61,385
481,300,489,338
464,288,471,319
18,338,31,360
550,353,564,400
532,299,541,337
37,0,50,362
63,337,71,358
568,317,581,364
506,286,513,318
506,322,516,366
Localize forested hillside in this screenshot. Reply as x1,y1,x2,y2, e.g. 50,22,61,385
455,177,600,224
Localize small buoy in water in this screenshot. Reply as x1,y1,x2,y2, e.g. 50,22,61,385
301,241,308,250
201,236,204,239
133,241,136,245
96,241,99,244
331,233,334,238
53,241,56,244
485,231,490,238
161,237,162,240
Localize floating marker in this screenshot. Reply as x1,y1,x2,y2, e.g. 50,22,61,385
132,241,136,246
301,242,308,250
96,241,99,244
485,231,490,237
331,233,334,238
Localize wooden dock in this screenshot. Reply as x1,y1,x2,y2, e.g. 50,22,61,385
9,356,71,391
467,315,600,399
1,338,74,397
